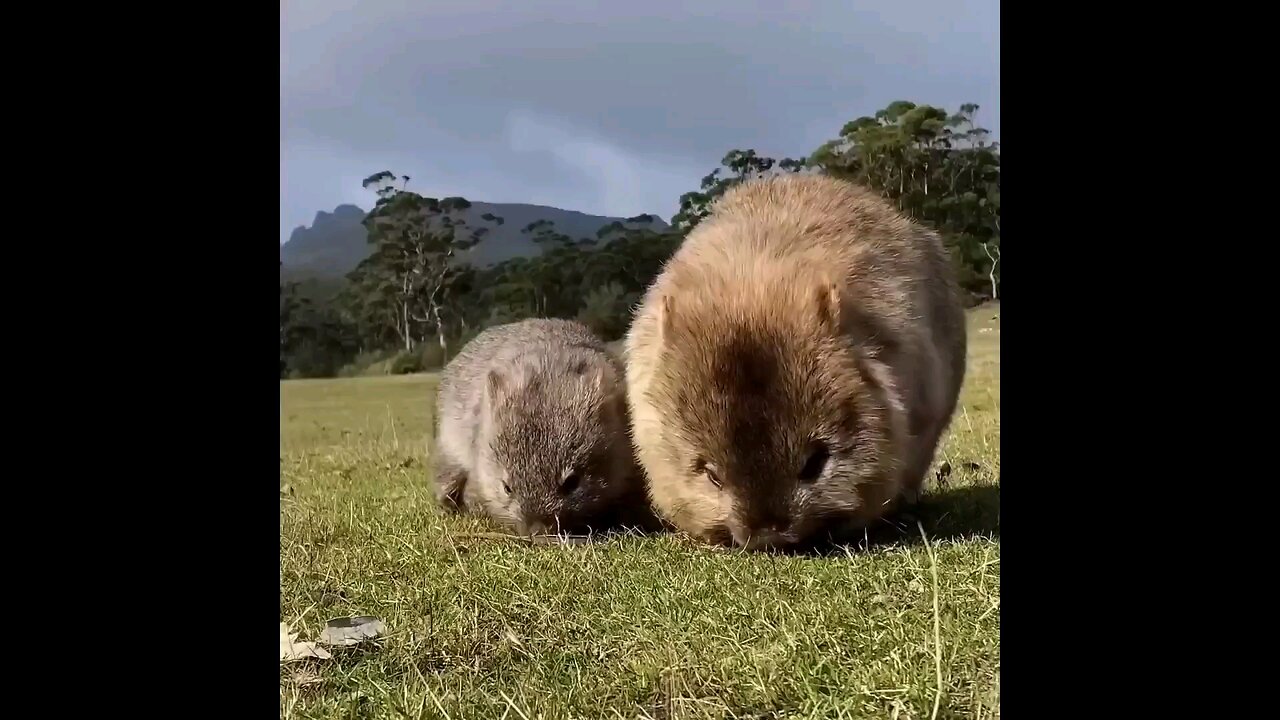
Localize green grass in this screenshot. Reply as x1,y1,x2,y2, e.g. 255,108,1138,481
280,303,1000,719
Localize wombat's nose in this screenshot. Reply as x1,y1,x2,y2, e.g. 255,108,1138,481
736,518,795,550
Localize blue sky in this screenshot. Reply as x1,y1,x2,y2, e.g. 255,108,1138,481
280,0,999,243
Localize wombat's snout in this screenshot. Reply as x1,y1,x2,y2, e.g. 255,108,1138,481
734,519,799,550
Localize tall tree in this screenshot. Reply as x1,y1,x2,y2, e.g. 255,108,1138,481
347,172,502,356
576,281,631,339
809,100,1001,299
672,149,809,231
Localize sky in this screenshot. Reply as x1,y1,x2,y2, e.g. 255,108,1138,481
280,0,999,244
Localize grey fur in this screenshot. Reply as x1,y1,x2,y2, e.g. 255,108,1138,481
432,318,654,535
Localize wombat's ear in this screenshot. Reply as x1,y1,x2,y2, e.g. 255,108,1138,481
590,363,617,395
812,280,844,334
657,294,677,347
485,368,508,404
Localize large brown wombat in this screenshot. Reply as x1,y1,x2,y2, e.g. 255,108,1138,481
624,174,966,550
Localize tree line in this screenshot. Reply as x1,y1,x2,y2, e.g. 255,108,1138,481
281,100,1000,378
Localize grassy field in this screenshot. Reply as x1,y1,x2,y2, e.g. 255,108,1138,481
280,303,1000,719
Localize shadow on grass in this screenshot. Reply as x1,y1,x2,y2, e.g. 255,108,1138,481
439,499,671,550
581,483,999,556
802,483,1001,557
441,483,999,556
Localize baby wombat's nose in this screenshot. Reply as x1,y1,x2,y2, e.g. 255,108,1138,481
519,518,552,536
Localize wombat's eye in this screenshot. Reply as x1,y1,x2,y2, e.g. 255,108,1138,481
694,459,723,489
798,443,830,483
560,472,581,494
502,481,512,494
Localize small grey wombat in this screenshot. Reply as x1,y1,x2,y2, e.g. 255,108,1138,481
432,318,654,535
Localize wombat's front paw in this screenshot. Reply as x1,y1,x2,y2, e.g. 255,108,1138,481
435,488,465,513
433,462,469,513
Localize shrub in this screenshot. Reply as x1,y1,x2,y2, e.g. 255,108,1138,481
388,351,423,375
337,349,393,377
418,341,447,371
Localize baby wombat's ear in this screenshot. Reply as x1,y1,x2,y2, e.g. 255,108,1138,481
485,368,509,405
573,357,618,396
591,362,619,396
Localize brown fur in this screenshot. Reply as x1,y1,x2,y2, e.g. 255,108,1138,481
433,318,656,535
624,174,966,550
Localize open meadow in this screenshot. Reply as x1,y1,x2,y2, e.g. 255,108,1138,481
280,303,1000,719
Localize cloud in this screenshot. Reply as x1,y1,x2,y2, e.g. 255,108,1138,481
502,110,704,220
280,0,999,242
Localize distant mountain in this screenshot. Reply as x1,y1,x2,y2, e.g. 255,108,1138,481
280,201,669,280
